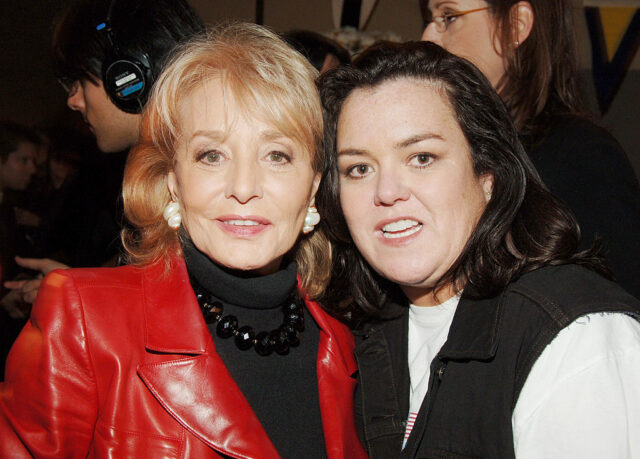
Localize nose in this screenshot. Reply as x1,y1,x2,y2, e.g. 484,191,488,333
374,165,410,206
421,23,441,44
66,82,85,113
224,158,263,204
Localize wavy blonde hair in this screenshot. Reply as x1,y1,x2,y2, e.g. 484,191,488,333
122,22,330,297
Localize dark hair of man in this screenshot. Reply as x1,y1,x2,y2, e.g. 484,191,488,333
0,121,41,162
419,0,584,139
52,0,204,84
282,30,351,72
316,41,606,325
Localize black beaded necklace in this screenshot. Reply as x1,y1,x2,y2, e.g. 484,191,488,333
182,237,304,357
192,281,305,356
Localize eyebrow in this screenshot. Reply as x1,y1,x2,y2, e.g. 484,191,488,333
188,129,290,143
337,148,368,157
188,129,227,143
394,133,445,149
260,130,292,143
432,1,455,10
338,133,445,157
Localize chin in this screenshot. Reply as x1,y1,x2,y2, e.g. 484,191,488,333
377,264,436,289
221,256,281,275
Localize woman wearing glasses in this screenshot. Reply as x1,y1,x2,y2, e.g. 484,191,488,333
421,0,640,300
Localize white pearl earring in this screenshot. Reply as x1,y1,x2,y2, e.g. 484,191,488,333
302,205,320,234
163,200,182,230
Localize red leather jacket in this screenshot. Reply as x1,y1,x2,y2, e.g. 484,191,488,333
0,256,367,458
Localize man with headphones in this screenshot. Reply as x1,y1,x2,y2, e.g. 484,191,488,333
54,0,204,153
4,0,204,307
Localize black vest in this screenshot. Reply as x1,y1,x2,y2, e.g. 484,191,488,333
354,264,640,458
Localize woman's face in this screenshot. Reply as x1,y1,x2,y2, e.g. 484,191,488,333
336,78,492,306
421,0,506,88
168,78,320,275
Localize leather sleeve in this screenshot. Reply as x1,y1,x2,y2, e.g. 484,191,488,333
0,269,99,458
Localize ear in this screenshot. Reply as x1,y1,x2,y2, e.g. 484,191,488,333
167,170,180,202
320,54,340,73
511,1,534,46
481,173,494,203
309,172,321,206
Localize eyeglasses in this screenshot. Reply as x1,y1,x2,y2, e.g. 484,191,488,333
58,77,80,97
424,7,490,33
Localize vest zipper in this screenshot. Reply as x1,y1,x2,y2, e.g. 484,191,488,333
405,358,447,456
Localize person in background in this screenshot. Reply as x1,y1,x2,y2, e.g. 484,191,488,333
317,40,640,458
0,121,39,374
0,122,39,268
0,23,367,458
420,0,640,299
54,0,204,154
16,127,86,262
6,0,205,305
283,30,351,73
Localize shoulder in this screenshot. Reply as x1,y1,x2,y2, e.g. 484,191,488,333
34,263,161,327
44,264,145,289
529,114,633,174
504,264,640,324
526,312,640,391
512,311,640,456
533,114,620,152
38,265,148,307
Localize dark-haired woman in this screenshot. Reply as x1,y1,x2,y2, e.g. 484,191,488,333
420,0,640,299
317,41,640,457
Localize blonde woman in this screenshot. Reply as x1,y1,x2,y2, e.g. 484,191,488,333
0,23,366,458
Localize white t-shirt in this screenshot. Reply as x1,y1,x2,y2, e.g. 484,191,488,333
404,297,640,457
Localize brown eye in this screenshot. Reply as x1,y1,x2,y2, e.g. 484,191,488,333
443,13,455,24
409,153,435,168
347,164,370,178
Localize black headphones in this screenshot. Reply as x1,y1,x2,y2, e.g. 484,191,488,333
97,0,153,114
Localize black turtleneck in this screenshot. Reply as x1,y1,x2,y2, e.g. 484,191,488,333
182,240,327,459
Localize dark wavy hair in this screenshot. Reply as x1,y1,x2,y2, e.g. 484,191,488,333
316,41,607,326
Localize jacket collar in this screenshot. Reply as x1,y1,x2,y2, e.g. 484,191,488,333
141,255,210,354
299,286,364,458
437,292,504,361
357,290,505,363
137,255,281,458
137,255,363,459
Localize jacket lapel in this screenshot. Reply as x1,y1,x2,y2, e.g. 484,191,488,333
307,299,367,459
137,256,280,459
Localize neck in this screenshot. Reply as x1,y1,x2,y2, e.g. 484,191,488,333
401,282,457,307
182,238,297,309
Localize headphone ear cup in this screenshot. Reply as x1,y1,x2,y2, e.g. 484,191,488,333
102,53,153,114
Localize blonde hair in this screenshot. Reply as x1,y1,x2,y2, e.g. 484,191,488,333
122,22,331,297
